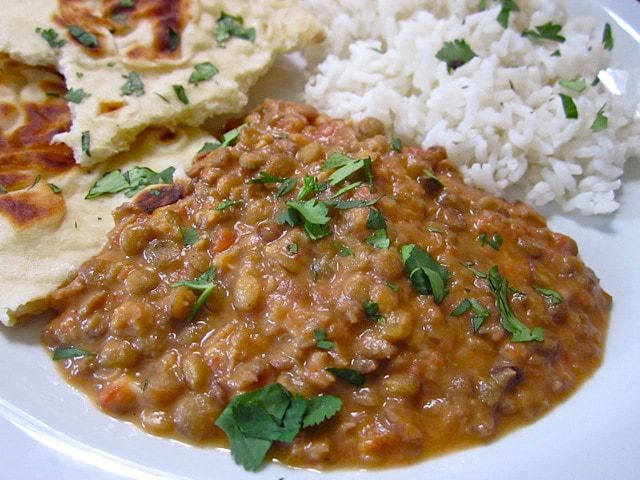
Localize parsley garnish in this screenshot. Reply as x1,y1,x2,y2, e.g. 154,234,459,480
198,125,245,153
487,266,544,342
52,346,95,361
286,200,330,225
366,208,386,230
215,12,256,47
189,62,218,85
497,0,519,28
591,105,608,132
250,172,296,198
250,172,287,184
68,25,99,48
298,175,328,200
321,153,370,186
326,368,365,386
462,260,487,278
180,226,200,246
214,383,341,471
602,23,613,51
217,199,243,211
559,78,586,93
478,232,503,250
364,208,389,248
86,166,174,199
324,198,381,210
534,286,563,305
121,72,145,96
65,88,89,104
365,229,390,249
401,244,449,304
451,298,490,333
331,181,362,198
167,27,180,51
314,329,334,350
48,183,62,194
35,27,66,48
436,39,477,73
522,22,566,43
363,301,386,323
170,267,216,321
81,131,91,157
172,84,189,104
560,94,578,119
390,138,402,152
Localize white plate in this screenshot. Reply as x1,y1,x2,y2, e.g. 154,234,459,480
1,0,639,478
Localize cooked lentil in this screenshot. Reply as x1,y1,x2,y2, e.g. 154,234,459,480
43,99,611,469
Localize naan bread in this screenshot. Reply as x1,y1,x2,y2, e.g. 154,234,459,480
0,56,213,326
0,0,324,165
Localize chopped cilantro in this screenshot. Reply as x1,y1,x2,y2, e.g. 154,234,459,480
427,226,443,233
52,346,95,361
286,243,298,255
276,208,301,228
286,200,330,225
68,25,99,48
86,166,174,199
436,39,477,73
478,232,503,250
215,383,341,471
324,197,381,210
534,286,563,305
522,22,566,43
462,260,487,278
497,0,519,28
121,72,145,96
170,267,216,321
362,301,385,323
551,49,561,57
336,243,353,257
386,281,400,292
390,138,402,152
331,181,362,199
48,183,62,194
275,178,297,198
28,175,41,190
81,131,91,157
167,27,180,52
560,94,578,119
602,23,613,51
366,208,386,230
0,185,7,194
198,125,245,153
451,298,490,333
172,84,189,104
180,226,200,246
422,168,442,186
35,27,66,48
559,78,586,93
487,266,544,342
401,244,449,304
217,198,243,211
326,368,365,386
215,12,256,47
63,88,88,104
591,105,608,132
365,229,390,249
321,153,370,186
119,0,135,7
250,172,287,184
297,175,328,200
314,329,334,350
189,62,218,85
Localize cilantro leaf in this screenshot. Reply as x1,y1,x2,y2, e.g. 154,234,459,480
386,281,400,292
314,329,334,350
215,12,256,47
172,84,189,104
363,301,385,323
189,62,218,85
65,88,89,104
365,229,390,249
366,208,386,230
478,232,503,250
591,105,608,133
121,72,145,96
286,200,330,225
451,299,490,332
436,39,477,73
522,22,566,43
534,286,563,305
401,244,449,304
48,183,62,194
602,23,613,51
335,242,353,257
390,138,402,152
324,197,381,210
81,131,91,157
302,395,342,428
559,78,586,93
451,299,472,316
215,407,272,472
297,175,328,200
326,368,365,386
304,222,331,240
198,125,245,153
497,0,519,28
217,198,243,211
52,346,95,361
35,27,66,48
331,181,362,198
560,94,578,119
167,27,180,52
180,226,199,246
487,266,544,342
462,260,487,278
286,243,298,255
250,172,287,184
170,267,216,321
68,25,99,48
86,170,129,198
276,208,301,227
275,178,297,198
321,153,370,186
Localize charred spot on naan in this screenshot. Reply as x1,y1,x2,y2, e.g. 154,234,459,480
0,182,66,230
56,0,190,61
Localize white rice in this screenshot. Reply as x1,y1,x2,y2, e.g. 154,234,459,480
301,0,640,214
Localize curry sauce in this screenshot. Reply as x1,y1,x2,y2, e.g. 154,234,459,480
43,100,610,469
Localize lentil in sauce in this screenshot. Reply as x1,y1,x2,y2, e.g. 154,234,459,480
43,99,611,470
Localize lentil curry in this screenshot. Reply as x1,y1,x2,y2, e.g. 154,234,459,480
43,100,611,470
